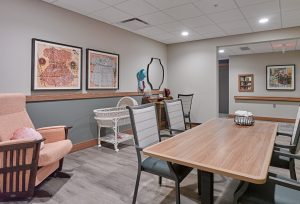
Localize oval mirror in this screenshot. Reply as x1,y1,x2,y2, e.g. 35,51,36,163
147,58,164,90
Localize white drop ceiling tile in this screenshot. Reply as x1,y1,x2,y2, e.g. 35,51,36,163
280,0,300,11
235,0,276,7
208,9,245,23
240,0,280,19
181,16,214,28
91,7,133,23
282,9,300,28
53,0,109,15
137,26,169,36
158,22,189,32
144,0,194,10
248,12,281,31
139,12,174,25
194,24,224,34
193,0,237,14
248,42,273,53
115,0,158,16
100,0,127,6
218,19,251,31
202,32,226,39
162,4,203,20
42,0,58,3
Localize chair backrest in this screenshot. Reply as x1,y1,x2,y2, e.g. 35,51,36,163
0,94,34,142
291,106,300,153
0,139,41,200
117,97,138,107
127,104,160,148
164,99,186,132
178,94,194,115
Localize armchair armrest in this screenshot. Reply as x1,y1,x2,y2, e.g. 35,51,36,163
170,129,185,133
277,131,293,137
273,150,300,160
274,143,296,151
268,174,300,191
36,126,71,144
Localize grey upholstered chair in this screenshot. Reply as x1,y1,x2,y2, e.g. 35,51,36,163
127,104,193,204
271,106,300,180
234,151,300,204
178,94,194,128
164,99,187,136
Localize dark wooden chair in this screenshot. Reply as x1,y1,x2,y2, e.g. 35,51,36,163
0,139,42,201
178,94,194,128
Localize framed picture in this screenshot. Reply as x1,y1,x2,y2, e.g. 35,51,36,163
266,64,295,91
31,38,82,91
238,74,254,92
86,49,119,90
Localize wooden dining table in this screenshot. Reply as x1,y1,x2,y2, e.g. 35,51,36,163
143,118,278,204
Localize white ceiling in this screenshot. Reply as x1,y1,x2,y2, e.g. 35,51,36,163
42,0,300,44
218,38,300,59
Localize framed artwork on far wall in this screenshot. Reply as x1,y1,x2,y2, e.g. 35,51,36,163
238,74,254,92
31,38,82,91
266,64,295,91
86,49,119,90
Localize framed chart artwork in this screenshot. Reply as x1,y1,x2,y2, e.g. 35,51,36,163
86,49,119,90
31,38,82,90
266,64,295,91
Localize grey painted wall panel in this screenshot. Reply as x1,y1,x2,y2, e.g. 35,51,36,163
219,66,229,114
26,96,142,144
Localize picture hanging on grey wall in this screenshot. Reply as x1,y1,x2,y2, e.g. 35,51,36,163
31,38,82,91
86,49,119,90
266,64,295,91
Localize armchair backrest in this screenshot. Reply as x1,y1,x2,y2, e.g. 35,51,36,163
164,99,186,132
0,94,34,142
291,106,300,153
127,104,160,148
178,94,193,116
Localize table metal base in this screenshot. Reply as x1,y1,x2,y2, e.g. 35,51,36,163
198,170,214,204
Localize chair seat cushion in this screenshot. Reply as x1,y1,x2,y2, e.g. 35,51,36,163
238,181,300,204
38,139,72,166
270,152,290,169
142,157,192,182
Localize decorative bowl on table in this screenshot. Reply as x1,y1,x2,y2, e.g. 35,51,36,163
234,110,255,126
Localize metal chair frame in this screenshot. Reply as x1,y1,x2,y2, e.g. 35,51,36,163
178,94,194,128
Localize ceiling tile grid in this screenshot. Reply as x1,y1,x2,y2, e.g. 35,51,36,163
42,0,300,44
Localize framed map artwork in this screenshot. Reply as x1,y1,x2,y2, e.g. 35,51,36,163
86,49,119,90
31,38,82,90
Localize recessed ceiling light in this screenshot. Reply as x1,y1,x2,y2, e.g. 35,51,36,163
219,49,225,53
259,18,269,24
181,31,189,36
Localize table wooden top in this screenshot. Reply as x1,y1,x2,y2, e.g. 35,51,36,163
143,118,278,184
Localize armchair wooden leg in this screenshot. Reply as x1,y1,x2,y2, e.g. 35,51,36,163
159,176,162,186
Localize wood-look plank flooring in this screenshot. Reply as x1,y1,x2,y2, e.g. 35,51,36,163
1,123,298,204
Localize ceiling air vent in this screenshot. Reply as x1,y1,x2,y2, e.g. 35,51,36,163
119,18,149,30
240,46,251,51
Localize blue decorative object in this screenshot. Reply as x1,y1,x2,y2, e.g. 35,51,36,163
137,69,146,92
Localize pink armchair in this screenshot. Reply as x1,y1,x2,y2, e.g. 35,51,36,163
0,93,72,200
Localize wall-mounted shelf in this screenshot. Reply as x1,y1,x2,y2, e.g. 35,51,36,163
234,96,300,102
27,90,162,102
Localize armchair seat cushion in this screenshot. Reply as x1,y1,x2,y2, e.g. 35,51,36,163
238,180,300,204
38,139,72,166
142,157,192,182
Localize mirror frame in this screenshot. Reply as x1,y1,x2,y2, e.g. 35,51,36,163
146,57,164,90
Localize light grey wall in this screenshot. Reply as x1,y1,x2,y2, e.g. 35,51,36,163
229,51,300,119
0,0,167,94
26,96,142,144
167,27,300,123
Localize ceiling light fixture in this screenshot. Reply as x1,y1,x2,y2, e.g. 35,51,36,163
259,18,269,24
219,49,225,53
181,31,189,36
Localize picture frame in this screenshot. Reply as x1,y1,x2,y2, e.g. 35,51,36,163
266,64,295,91
238,74,254,92
86,49,119,90
31,38,82,91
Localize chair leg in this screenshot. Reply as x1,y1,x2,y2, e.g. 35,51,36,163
189,116,192,129
175,181,180,204
132,170,141,204
289,160,297,180
159,176,162,186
